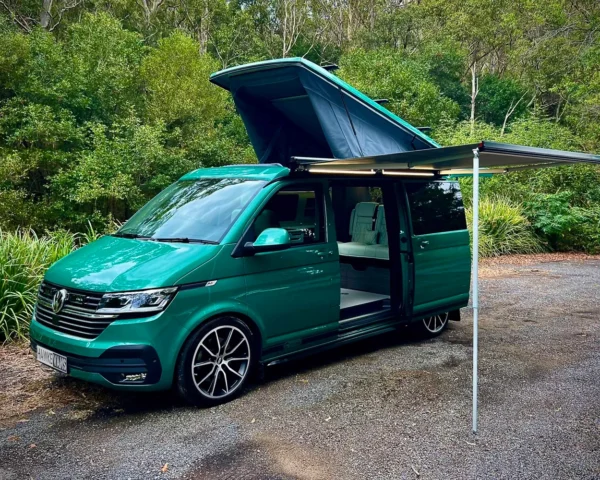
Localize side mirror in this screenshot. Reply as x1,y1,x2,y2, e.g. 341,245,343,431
244,228,291,255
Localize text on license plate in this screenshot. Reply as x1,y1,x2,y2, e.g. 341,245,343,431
37,346,68,373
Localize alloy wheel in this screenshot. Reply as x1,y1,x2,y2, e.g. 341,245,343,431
422,312,449,334
190,325,251,398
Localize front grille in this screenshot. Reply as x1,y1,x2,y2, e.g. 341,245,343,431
35,282,117,340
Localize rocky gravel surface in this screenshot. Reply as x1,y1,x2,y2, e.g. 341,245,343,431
1,256,599,479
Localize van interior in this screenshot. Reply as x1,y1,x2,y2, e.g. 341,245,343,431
331,183,396,322
250,182,400,324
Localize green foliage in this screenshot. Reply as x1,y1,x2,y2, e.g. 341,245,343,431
338,49,460,128
466,196,545,258
0,13,252,232
477,75,529,126
525,192,600,253
140,33,226,127
0,229,78,342
0,222,112,342
0,1,598,255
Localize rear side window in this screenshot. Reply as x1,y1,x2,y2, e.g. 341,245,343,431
405,181,466,235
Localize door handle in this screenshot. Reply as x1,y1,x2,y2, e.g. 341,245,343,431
420,240,429,249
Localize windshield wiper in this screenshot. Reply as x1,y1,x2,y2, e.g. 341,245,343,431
112,232,150,239
148,238,219,244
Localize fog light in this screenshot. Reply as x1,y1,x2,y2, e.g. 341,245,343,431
120,373,147,383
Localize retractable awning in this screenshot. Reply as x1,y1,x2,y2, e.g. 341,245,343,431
294,140,600,435
292,140,600,174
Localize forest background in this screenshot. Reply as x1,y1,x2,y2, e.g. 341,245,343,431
0,0,599,339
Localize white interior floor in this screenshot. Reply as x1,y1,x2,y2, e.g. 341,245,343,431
340,288,389,311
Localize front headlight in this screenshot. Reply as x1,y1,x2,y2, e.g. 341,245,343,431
97,287,178,314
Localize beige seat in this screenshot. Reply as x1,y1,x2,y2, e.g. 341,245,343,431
337,202,379,257
371,205,389,259
338,203,390,259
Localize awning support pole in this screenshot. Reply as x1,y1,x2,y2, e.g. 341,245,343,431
472,147,480,434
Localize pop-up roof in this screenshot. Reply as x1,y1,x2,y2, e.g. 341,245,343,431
210,58,439,166
211,58,599,175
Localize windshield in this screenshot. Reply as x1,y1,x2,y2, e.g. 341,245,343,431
116,178,265,243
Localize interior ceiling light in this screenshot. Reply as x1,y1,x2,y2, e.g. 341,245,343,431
382,170,434,177
309,168,376,175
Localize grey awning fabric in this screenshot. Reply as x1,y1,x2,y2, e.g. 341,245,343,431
296,141,600,174
210,58,439,166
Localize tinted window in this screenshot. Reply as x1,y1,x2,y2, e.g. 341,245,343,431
118,178,265,242
268,194,299,221
405,181,466,235
252,185,325,245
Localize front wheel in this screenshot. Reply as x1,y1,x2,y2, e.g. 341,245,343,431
413,312,449,338
176,317,256,407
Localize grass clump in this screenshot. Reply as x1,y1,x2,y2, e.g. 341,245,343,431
467,196,545,257
0,229,101,343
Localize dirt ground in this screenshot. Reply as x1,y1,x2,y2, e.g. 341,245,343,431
0,253,599,479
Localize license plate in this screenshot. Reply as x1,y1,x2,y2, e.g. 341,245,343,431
36,346,68,374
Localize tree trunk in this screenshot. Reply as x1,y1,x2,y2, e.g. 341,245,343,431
470,62,479,136
199,2,209,55
347,2,353,42
41,0,53,29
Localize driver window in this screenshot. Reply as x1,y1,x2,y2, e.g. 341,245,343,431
251,184,325,245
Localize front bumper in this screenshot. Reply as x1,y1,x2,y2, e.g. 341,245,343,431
30,338,162,387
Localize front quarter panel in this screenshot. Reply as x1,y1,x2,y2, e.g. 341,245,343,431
162,276,264,382
30,268,262,391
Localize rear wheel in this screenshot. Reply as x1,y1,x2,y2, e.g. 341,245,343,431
176,317,256,407
414,312,449,338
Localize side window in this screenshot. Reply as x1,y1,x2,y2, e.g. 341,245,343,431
405,181,466,236
251,184,326,245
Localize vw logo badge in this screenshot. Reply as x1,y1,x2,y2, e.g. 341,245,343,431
52,289,68,314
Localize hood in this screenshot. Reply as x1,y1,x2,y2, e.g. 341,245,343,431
44,235,222,292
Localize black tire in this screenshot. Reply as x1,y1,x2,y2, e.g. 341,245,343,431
176,316,257,407
413,312,450,339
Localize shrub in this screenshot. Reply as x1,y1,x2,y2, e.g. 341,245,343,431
0,230,75,341
0,225,107,343
466,196,545,257
525,192,600,253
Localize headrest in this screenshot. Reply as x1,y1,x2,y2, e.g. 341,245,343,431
355,202,379,217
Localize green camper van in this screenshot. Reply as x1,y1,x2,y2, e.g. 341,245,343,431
30,58,471,406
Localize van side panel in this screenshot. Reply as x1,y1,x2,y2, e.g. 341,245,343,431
403,180,471,317
411,229,471,315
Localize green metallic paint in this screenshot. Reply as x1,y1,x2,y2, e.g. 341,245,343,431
31,252,262,390
180,164,290,182
239,179,340,345
253,228,291,247
411,229,471,315
30,168,471,394
44,235,223,292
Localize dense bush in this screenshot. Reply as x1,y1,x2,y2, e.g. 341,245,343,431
525,193,600,254
0,0,599,343
0,14,252,233
466,196,545,258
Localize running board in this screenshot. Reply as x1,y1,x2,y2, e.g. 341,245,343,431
339,309,392,332
263,316,400,365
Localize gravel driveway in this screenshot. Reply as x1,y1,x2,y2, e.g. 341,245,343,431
1,256,599,479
